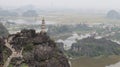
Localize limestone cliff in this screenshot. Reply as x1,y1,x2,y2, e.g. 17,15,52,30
69,37,120,57
1,29,70,67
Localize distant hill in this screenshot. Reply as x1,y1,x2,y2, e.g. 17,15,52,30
106,10,120,19
68,37,120,57
0,23,8,37
22,10,38,17
0,8,18,17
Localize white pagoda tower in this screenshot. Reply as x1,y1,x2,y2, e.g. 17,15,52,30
41,18,46,33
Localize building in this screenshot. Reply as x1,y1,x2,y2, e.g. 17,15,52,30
41,18,46,33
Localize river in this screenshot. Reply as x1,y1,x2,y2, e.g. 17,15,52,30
106,62,120,67
56,32,92,50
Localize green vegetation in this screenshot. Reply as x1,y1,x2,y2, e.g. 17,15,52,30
47,24,92,36
0,23,9,37
68,37,120,57
9,64,28,67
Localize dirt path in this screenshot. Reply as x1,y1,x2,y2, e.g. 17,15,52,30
3,37,23,67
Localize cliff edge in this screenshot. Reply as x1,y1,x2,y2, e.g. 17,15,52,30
0,29,70,67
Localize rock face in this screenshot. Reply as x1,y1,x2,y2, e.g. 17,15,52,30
106,10,120,19
3,29,70,67
69,37,120,57
56,42,64,51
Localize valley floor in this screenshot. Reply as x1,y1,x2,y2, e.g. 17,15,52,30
70,55,120,67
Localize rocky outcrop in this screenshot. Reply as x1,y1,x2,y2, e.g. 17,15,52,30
56,42,64,51
1,29,70,67
69,37,120,57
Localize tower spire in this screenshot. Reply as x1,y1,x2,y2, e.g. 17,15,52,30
41,17,46,33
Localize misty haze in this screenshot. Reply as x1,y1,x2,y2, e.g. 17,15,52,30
1,0,120,67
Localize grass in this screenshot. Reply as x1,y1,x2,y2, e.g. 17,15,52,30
70,55,120,67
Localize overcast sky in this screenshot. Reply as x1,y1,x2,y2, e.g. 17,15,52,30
0,0,119,10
